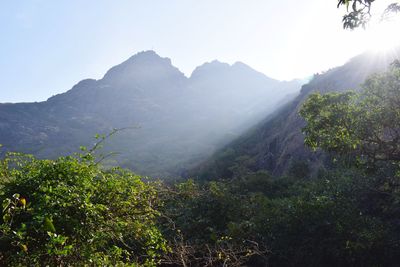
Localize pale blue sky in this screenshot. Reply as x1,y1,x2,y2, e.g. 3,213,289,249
0,0,395,102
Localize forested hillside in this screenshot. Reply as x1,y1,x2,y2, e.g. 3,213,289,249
0,51,300,178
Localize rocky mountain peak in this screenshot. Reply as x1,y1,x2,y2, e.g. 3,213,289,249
102,50,186,83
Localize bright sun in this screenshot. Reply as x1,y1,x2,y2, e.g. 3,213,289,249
365,17,400,52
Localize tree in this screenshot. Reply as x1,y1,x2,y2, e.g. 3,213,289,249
300,63,400,167
337,0,400,29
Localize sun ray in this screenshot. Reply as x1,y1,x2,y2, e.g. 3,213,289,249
364,16,400,53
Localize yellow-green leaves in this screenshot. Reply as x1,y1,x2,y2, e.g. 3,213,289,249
19,197,26,208
44,216,56,233
300,91,359,154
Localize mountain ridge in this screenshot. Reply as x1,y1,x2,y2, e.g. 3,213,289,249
0,50,301,178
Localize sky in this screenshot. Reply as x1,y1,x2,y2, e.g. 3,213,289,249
0,0,398,103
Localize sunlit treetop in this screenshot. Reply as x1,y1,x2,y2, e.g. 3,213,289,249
337,0,400,29
300,62,400,168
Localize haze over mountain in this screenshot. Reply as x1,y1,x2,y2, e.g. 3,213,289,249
193,49,400,180
0,50,301,178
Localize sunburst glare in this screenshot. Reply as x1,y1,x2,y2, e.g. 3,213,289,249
364,16,400,52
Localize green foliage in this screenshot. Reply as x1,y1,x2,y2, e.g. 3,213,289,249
159,179,269,266
0,152,167,266
158,167,400,266
288,160,311,179
300,64,400,167
300,91,360,153
294,63,400,265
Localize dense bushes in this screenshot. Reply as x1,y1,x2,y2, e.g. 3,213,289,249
159,169,400,266
1,151,399,266
0,152,167,266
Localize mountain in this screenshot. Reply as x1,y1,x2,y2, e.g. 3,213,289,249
192,50,400,180
0,51,301,178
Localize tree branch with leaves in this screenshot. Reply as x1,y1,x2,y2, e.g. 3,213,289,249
337,0,400,29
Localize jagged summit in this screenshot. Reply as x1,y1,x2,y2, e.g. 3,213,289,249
124,50,172,66
189,59,281,96
190,60,231,79
102,50,185,83
189,60,277,84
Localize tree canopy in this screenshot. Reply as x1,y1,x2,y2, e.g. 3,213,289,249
300,62,400,167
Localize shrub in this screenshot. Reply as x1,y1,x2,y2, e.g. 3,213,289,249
0,152,167,266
